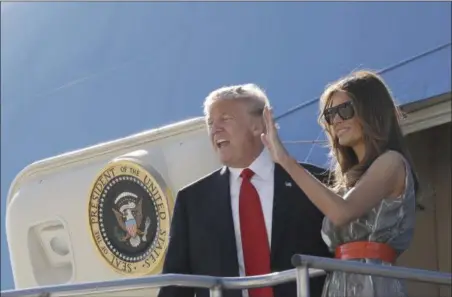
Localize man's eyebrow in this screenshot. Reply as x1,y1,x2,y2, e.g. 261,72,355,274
207,112,233,121
217,112,232,117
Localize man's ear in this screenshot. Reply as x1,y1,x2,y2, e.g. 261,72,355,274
251,117,265,136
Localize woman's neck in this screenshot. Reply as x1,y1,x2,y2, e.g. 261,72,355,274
352,142,366,162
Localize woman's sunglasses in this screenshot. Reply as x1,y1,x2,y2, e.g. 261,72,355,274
323,101,355,125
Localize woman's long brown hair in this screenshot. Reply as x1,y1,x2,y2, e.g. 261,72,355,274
318,70,419,195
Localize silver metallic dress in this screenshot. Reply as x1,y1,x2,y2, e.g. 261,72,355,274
321,157,416,297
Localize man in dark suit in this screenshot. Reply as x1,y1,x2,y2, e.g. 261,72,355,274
158,84,332,297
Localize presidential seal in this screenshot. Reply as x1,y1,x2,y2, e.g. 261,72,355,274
88,160,172,276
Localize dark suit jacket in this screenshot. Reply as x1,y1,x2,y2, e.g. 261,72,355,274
158,162,333,297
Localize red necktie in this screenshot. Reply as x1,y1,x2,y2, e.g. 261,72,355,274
239,168,274,297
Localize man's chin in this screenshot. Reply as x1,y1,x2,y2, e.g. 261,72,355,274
218,154,236,167
219,157,231,167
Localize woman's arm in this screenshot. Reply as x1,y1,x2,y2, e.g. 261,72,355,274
261,106,407,227
280,151,406,226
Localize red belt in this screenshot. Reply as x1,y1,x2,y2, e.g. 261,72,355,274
335,241,397,264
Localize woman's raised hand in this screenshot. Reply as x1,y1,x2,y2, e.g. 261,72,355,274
261,106,291,165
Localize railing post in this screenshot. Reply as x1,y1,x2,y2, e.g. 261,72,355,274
296,265,310,297
209,287,223,297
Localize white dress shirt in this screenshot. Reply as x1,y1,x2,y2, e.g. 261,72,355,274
228,148,275,297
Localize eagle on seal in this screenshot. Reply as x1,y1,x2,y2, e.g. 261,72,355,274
112,192,151,247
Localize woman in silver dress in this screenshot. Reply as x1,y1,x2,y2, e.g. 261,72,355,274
261,70,419,297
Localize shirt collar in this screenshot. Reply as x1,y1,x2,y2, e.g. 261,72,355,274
229,148,274,181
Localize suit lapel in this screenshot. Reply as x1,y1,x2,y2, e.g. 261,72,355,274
213,167,240,276
270,164,292,263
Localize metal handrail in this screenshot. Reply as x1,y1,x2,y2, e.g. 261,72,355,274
292,255,452,297
0,270,324,297
0,274,220,297
292,254,452,286
1,254,450,297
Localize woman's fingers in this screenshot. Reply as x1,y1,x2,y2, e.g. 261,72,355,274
263,106,276,133
261,133,268,147
263,106,270,128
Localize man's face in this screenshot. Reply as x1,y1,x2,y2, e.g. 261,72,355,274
206,99,264,168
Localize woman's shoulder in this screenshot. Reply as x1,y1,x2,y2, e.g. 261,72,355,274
376,150,407,165
370,150,409,179
372,150,412,199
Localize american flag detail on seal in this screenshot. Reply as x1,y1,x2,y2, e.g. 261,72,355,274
125,219,138,237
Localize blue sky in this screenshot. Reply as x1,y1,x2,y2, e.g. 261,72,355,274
1,2,450,290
